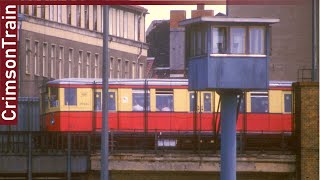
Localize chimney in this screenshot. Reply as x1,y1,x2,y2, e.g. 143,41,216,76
192,4,214,18
170,10,186,28
169,10,186,78
197,4,205,10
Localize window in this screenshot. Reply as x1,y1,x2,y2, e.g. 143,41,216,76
251,92,269,113
189,93,196,112
49,5,54,21
76,5,81,27
108,92,116,111
58,46,64,79
117,59,121,79
42,43,47,77
109,57,113,78
32,5,37,16
132,62,136,79
84,5,89,29
94,54,98,78
25,39,30,74
34,41,39,75
50,45,56,78
109,8,113,35
78,51,83,78
116,9,120,36
57,5,62,23
119,10,124,37
139,63,143,78
94,91,116,111
49,87,59,107
203,93,211,112
156,89,173,112
134,14,139,41
284,94,292,113
64,88,77,106
123,12,128,38
41,5,45,19
212,27,227,54
249,27,265,54
68,49,73,78
230,27,246,54
93,5,97,31
86,52,90,78
190,26,207,56
132,89,150,111
94,92,102,111
112,8,117,35
124,60,129,78
67,5,71,25
24,5,29,15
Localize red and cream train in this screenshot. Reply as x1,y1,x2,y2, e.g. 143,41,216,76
42,78,293,134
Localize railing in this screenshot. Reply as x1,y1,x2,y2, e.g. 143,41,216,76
0,130,295,155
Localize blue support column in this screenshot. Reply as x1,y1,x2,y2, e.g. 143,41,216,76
220,93,238,180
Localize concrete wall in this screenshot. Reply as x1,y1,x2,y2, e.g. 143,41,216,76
90,153,295,180
293,82,319,180
88,171,295,180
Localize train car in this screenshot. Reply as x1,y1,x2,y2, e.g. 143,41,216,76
42,78,293,135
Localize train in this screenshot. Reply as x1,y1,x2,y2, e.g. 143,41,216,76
42,78,293,134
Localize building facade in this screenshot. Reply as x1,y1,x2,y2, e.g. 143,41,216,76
18,5,148,97
228,0,318,81
146,5,214,78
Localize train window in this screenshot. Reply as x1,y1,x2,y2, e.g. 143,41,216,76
49,87,59,107
284,94,292,113
64,88,77,106
189,93,196,112
156,89,173,112
203,93,211,112
93,92,116,111
94,92,102,111
251,92,269,113
132,89,150,111
108,92,116,111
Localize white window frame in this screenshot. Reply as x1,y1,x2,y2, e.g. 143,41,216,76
78,50,83,78
34,41,40,76
109,57,113,79
68,48,73,78
132,61,136,79
58,46,64,79
94,54,98,78
25,39,31,74
50,44,56,78
139,63,143,79
57,5,62,23
42,42,48,77
86,52,91,78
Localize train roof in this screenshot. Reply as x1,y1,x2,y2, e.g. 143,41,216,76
47,78,294,88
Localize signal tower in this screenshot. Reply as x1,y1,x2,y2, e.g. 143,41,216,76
180,16,279,180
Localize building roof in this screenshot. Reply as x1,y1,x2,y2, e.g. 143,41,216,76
179,16,280,26
146,20,169,36
47,78,293,88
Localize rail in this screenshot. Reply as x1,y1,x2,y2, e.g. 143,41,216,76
0,130,296,155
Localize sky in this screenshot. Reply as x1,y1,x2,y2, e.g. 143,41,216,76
141,5,226,31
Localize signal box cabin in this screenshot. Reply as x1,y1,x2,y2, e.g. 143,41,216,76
179,16,279,91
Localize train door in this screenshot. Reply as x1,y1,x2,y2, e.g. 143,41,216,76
200,92,212,131
94,92,102,111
